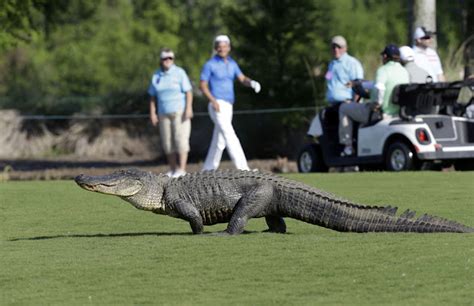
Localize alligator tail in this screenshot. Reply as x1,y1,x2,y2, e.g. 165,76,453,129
285,195,473,233
329,204,473,233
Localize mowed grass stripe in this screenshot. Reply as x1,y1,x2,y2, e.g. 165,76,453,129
0,172,472,305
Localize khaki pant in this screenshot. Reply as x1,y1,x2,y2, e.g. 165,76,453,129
338,102,371,146
158,111,191,154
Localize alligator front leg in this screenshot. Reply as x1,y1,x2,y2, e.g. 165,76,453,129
226,183,273,235
168,199,204,234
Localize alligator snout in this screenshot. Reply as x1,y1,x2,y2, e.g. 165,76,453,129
74,174,94,189
74,174,98,191
74,174,86,184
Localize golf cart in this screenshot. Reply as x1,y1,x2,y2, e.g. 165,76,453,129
297,80,474,172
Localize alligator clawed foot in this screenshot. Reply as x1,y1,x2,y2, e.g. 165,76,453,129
262,229,287,234
206,231,231,237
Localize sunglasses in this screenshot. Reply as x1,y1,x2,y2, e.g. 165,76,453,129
161,57,174,61
331,44,343,49
420,36,431,40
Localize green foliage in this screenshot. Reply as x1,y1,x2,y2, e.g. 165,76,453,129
1,172,473,304
0,0,182,114
220,0,417,108
436,0,471,80
0,0,469,115
223,0,331,108
327,0,409,78
169,0,230,82
0,0,36,50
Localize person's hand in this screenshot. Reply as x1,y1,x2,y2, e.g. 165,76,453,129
250,80,261,93
368,102,381,111
345,81,353,88
211,100,220,112
183,109,193,120
150,113,159,126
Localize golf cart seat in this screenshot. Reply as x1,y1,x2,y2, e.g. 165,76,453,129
392,81,465,120
359,107,383,128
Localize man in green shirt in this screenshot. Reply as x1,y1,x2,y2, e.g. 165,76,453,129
373,44,410,116
339,44,409,156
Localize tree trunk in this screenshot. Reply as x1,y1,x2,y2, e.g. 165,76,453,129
413,0,437,49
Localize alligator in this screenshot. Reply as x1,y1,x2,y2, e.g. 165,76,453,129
74,168,473,234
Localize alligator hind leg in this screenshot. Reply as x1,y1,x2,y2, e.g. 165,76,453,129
264,216,287,233
226,183,273,235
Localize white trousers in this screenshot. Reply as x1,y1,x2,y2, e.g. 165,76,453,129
203,100,249,170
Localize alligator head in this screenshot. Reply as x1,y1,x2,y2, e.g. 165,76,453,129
75,168,147,196
75,168,168,212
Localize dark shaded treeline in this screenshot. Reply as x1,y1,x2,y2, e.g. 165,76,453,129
0,0,471,116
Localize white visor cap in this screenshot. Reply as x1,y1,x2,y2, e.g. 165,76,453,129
214,35,231,45
160,51,175,59
399,46,415,62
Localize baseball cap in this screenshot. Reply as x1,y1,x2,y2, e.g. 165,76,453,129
381,44,400,57
399,46,415,62
214,35,231,45
331,35,347,48
413,26,436,40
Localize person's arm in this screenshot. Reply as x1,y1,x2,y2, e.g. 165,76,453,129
374,83,385,106
351,59,364,102
200,80,220,112
147,74,159,126
434,52,446,82
372,67,386,109
183,91,193,120
149,96,159,126
200,62,220,112
237,74,251,86
180,70,193,120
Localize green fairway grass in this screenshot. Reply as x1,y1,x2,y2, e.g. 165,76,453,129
1,172,473,305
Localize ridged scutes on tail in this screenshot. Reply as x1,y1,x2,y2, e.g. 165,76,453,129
294,195,474,233
333,203,473,233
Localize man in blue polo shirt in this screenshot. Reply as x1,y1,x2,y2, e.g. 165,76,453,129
326,35,364,103
200,35,261,171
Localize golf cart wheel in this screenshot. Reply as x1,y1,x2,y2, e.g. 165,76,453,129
385,141,416,171
454,159,474,171
297,144,328,173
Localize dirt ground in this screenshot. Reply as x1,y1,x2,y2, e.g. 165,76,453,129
0,158,297,181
